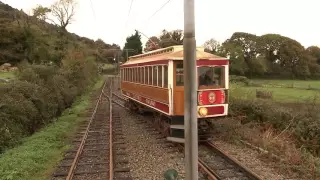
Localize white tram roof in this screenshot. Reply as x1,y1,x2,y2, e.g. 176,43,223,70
123,45,228,65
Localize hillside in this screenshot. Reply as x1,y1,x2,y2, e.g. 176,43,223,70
0,1,120,153
0,1,121,66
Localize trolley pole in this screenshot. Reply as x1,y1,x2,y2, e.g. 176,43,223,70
183,0,198,179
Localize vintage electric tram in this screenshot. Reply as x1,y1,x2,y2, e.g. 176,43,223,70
119,45,229,143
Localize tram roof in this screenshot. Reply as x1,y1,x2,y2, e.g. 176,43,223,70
122,45,228,65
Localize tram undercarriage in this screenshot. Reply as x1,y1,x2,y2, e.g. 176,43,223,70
125,99,212,143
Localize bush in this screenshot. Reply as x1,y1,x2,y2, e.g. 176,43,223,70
229,75,250,85
229,96,320,155
0,52,99,153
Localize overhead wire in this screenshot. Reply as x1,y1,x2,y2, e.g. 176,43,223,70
121,0,174,50
145,0,172,23
89,0,96,20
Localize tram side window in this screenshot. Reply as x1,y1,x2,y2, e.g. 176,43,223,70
158,66,162,87
153,66,157,86
140,67,143,83
136,67,140,83
141,67,145,84
122,69,125,81
144,67,148,84
125,68,128,81
164,65,168,88
176,63,184,86
132,68,137,82
148,66,152,85
136,67,138,83
122,69,124,81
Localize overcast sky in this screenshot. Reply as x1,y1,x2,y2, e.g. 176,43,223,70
3,0,320,48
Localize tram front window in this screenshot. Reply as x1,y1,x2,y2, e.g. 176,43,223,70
198,66,225,89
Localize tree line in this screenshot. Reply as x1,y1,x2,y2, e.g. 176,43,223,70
123,29,320,79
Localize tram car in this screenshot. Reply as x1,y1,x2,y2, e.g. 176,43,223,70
119,45,229,143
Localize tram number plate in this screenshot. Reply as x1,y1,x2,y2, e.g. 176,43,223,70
133,94,141,101
146,99,156,107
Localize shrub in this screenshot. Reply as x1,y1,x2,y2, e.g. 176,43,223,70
229,96,320,155
0,51,99,153
229,75,250,85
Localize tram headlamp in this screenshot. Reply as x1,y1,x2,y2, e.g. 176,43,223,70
198,107,208,116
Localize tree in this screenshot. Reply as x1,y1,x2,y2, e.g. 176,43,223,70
159,29,183,48
122,30,143,61
279,39,310,78
144,36,160,52
32,5,51,21
306,46,320,65
203,38,221,54
225,32,267,77
32,0,76,30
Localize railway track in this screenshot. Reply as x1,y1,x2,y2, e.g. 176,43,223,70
52,78,132,180
111,86,262,180
198,142,262,180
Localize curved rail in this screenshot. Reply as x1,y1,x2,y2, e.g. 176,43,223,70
199,142,262,180
66,80,107,180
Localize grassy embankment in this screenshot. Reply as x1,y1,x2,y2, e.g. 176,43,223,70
215,77,320,179
0,78,104,180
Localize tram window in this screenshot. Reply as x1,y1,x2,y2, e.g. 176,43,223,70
148,66,152,85
131,68,134,82
138,67,141,83
144,67,148,84
136,67,139,83
137,67,140,83
153,66,157,86
176,63,184,86
121,69,126,81
136,68,138,83
141,67,144,84
157,66,162,87
122,69,124,81
141,67,145,84
128,69,130,82
198,66,225,89
164,66,168,88
133,68,136,82
125,68,128,81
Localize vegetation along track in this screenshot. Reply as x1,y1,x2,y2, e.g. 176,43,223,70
52,78,133,180
112,85,262,180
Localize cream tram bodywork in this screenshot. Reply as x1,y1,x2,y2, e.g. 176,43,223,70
120,45,229,143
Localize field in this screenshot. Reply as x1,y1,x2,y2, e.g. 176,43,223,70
231,79,320,103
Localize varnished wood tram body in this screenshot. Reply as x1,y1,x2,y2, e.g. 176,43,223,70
120,45,229,143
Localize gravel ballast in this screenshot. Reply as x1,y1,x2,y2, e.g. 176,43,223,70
115,106,187,179
211,140,300,180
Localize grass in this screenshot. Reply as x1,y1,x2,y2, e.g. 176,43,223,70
0,71,15,79
0,77,104,180
231,79,320,103
251,79,320,89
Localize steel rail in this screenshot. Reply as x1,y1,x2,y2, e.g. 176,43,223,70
109,78,113,180
66,80,107,180
112,92,126,101
204,142,262,180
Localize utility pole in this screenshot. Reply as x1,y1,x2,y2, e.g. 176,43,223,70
183,0,198,179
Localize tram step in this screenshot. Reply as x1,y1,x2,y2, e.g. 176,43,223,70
170,125,184,129
166,137,185,143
